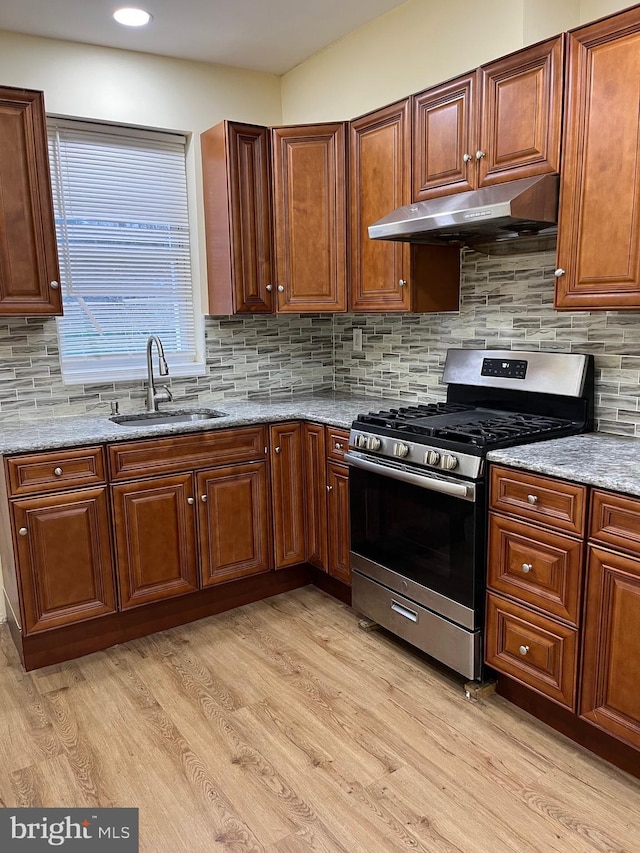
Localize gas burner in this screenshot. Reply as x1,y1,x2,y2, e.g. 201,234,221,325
356,402,473,430
430,413,573,447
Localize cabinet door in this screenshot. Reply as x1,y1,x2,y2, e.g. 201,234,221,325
12,487,116,633
580,546,640,749
327,461,350,585
555,9,640,309
412,73,477,200
350,101,412,312
270,422,306,569
478,37,563,187
0,87,61,315
198,461,271,585
303,423,328,570
112,473,198,609
201,121,273,314
272,124,347,312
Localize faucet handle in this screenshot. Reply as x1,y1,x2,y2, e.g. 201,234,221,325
156,385,173,404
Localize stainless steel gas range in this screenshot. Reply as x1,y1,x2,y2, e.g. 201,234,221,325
345,348,595,682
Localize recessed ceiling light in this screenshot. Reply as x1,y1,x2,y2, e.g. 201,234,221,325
113,8,153,27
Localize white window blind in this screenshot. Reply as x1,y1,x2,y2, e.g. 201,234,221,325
47,119,204,384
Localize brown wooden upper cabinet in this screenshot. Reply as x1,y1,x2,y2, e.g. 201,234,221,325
412,37,563,201
0,86,62,316
555,7,640,310
271,123,347,312
201,121,274,314
350,100,460,312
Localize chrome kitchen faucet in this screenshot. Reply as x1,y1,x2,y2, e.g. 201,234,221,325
145,335,173,413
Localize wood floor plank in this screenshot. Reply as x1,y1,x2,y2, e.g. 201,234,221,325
1,586,638,853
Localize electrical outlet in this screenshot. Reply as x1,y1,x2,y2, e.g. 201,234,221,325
353,328,363,352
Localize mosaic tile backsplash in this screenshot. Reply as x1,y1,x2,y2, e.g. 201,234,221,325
1,249,639,437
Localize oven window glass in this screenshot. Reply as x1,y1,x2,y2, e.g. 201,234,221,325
350,467,480,608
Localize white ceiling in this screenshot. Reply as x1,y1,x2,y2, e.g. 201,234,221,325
0,0,408,75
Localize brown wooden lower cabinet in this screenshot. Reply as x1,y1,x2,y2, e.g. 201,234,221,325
303,424,351,585
327,461,350,584
198,461,271,585
11,486,116,633
111,473,198,609
303,423,328,569
270,422,306,569
580,545,640,749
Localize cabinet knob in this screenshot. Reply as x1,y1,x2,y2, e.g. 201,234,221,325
200,495,207,503
521,563,533,574
334,442,343,450
265,284,273,292
326,485,333,492
18,527,28,536
274,446,281,454
554,268,565,278
462,153,473,163
398,279,407,288
49,280,60,289
519,645,530,656
187,497,195,505
475,150,486,160
53,467,63,477
527,494,538,505
277,285,285,293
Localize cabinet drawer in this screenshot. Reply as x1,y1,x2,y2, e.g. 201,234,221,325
109,426,267,481
485,593,578,710
590,490,640,558
487,513,583,625
6,446,106,497
326,427,350,462
490,465,586,536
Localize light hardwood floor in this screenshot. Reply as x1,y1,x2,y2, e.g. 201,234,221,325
1,585,638,852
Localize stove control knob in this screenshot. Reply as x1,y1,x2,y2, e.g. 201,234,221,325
355,433,368,449
425,450,441,466
394,443,410,458
441,454,458,471
367,436,382,451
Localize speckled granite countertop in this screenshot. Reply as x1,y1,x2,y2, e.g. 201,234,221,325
0,394,393,456
488,433,640,498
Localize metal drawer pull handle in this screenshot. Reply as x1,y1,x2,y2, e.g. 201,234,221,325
277,285,285,292
527,494,538,505
519,645,530,656
50,280,60,289
391,601,418,623
53,467,63,476
326,485,333,492
398,279,407,287
265,284,273,291
274,446,281,454
335,442,343,450
187,497,195,505
19,527,28,536
554,268,565,277
201,495,207,503
521,563,533,573
462,153,472,163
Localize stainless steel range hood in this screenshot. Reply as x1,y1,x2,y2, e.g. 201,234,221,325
368,174,559,255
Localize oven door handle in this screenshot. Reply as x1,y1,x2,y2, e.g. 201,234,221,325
344,451,476,502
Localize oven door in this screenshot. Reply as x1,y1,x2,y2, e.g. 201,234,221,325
346,450,485,679
346,451,485,630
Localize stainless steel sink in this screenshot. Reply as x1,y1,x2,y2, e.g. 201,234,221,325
110,409,228,427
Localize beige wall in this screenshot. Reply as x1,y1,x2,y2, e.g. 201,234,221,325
280,0,633,123
0,30,282,317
